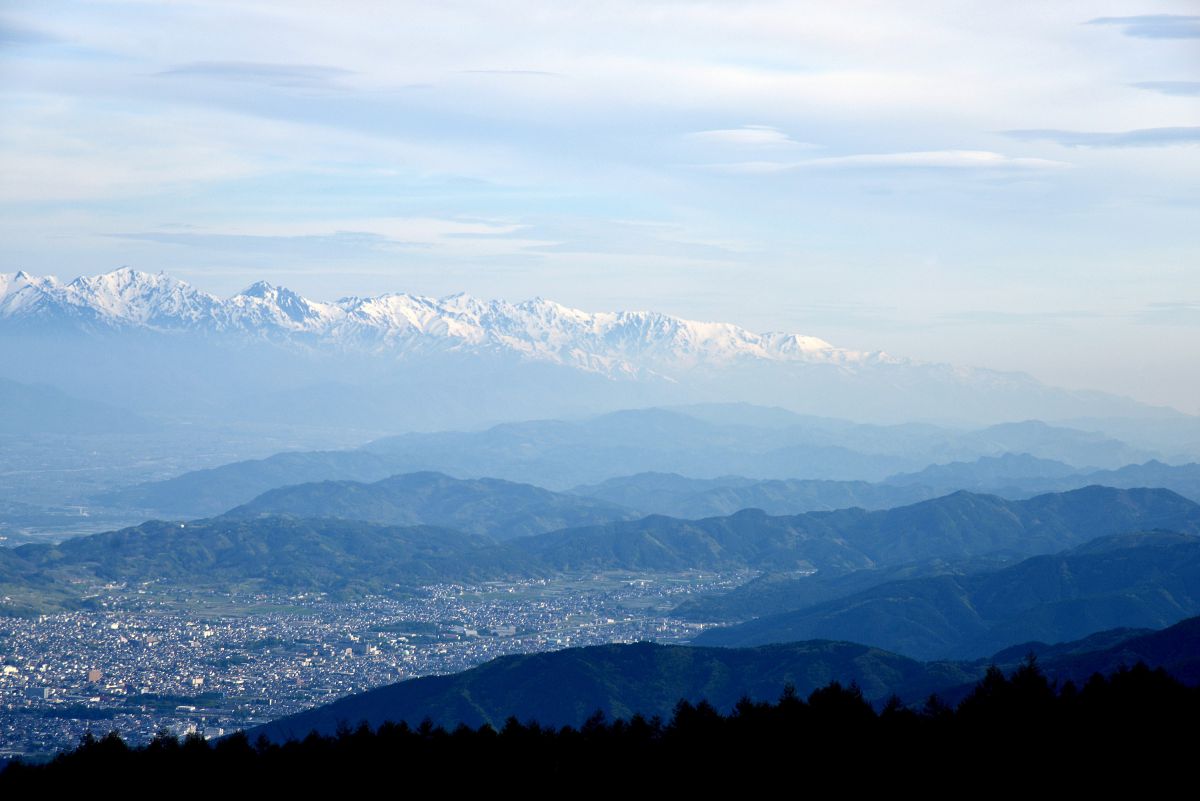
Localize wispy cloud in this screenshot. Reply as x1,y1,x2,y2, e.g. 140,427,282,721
0,19,59,46
461,69,562,77
112,230,416,256
107,218,554,261
687,125,814,148
708,150,1068,174
1004,127,1200,148
157,62,355,89
1132,81,1200,97
938,309,1110,325
1086,15,1200,39
1137,302,1200,326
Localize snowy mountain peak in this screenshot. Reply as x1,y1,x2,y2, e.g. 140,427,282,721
239,280,278,298
0,268,895,377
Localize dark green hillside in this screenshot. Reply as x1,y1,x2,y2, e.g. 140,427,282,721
10,517,496,595
248,614,1200,742
695,532,1200,659
671,553,1017,622
5,487,1199,613
502,486,1200,574
249,639,975,738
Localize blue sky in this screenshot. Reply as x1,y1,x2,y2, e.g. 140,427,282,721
1,2,1198,410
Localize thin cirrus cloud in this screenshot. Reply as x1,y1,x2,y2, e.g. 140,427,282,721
687,125,815,148
937,309,1109,325
707,150,1069,174
1005,127,1200,148
1137,302,1200,326
156,61,356,88
1132,81,1200,97
1086,15,1200,39
0,20,59,45
106,218,555,261
461,69,563,77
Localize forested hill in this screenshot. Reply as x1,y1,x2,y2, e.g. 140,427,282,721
3,486,1199,612
495,485,1200,573
222,471,638,540
246,616,1200,740
692,532,1200,659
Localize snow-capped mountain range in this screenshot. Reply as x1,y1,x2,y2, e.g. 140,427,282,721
2,267,1170,427
0,268,893,379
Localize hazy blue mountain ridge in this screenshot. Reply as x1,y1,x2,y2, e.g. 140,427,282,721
90,407,1176,517
222,471,639,540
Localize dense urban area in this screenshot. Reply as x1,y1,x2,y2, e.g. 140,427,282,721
0,572,746,759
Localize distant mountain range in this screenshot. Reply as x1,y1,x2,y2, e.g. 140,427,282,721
572,473,939,517
0,268,1183,427
0,268,884,377
7,486,1198,615
93,408,1167,517
693,532,1200,659
246,616,1200,739
497,486,1200,575
222,471,638,540
0,377,149,436
572,457,1200,517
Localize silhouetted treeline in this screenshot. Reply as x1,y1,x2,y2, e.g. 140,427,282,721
3,660,1195,792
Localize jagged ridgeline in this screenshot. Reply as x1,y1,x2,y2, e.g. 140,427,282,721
0,268,1176,429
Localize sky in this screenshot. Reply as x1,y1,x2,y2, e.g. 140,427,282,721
1,1,1198,411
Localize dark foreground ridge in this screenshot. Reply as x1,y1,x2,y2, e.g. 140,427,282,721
2,661,1194,791
247,614,1200,738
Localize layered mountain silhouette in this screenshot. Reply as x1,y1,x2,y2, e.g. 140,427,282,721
7,487,1198,615
222,471,638,540
94,407,1168,516
693,532,1200,659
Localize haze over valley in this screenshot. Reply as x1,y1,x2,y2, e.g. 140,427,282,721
2,1,1198,782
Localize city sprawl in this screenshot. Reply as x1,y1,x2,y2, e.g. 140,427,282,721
0,573,743,757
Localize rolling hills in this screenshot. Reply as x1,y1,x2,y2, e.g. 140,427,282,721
498,486,1200,574
221,471,638,540
693,532,1200,659
4,486,1195,615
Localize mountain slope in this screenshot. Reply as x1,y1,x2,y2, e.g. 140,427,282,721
571,473,941,517
222,472,638,540
246,616,1200,739
885,455,1200,503
96,450,402,517
248,639,976,738
503,486,1200,575
3,518,496,598
0,377,148,435
694,532,1200,659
